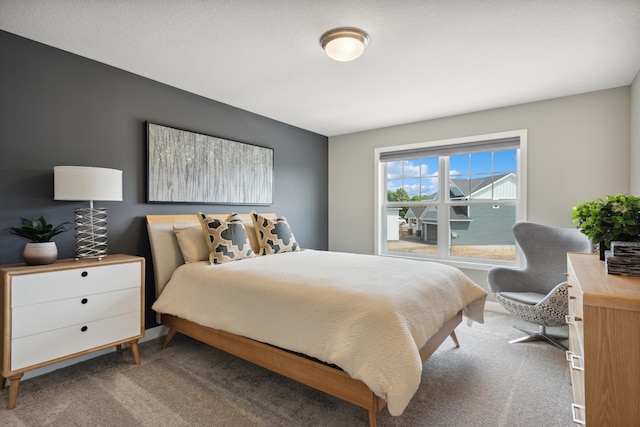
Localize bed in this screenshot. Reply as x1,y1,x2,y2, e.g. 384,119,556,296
146,213,487,426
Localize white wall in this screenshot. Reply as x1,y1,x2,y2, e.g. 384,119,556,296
631,70,640,194
328,87,631,290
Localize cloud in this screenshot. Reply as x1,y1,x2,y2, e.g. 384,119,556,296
386,160,432,180
386,163,439,198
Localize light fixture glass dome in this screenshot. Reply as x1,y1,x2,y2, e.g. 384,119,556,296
320,27,369,62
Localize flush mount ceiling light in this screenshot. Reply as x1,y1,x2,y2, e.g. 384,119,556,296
320,27,369,62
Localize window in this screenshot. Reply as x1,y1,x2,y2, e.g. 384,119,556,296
375,130,526,268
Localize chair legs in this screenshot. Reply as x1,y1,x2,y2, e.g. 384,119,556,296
509,325,568,350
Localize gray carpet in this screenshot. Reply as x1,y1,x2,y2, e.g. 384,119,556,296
1,311,573,426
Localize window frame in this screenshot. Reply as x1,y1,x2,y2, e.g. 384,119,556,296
374,130,527,271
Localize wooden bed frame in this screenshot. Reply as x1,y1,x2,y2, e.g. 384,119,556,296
146,214,462,427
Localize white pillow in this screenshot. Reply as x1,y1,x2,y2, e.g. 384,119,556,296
173,225,209,263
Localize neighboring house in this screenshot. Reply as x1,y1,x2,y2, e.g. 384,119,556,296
398,173,516,245
404,206,426,237
451,172,516,201
386,207,402,240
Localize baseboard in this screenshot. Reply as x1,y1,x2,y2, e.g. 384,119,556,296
140,324,168,341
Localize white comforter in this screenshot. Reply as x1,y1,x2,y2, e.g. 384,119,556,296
152,250,487,415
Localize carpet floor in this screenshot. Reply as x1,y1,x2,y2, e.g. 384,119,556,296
1,311,574,426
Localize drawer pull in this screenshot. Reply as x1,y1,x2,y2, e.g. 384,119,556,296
569,354,584,371
565,315,582,324
81,298,88,304
571,403,586,425
569,296,576,300
81,326,88,332
81,271,88,277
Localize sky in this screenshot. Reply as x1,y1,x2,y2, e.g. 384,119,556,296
386,149,517,198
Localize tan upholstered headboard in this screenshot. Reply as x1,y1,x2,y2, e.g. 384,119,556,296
146,213,273,298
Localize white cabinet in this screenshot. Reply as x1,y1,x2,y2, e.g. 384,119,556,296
1,254,145,409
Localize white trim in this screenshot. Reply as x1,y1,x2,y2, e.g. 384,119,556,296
381,252,513,271
374,129,527,267
373,153,386,254
515,131,527,267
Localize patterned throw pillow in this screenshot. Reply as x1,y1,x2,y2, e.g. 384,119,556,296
197,212,255,264
250,212,300,255
233,214,261,255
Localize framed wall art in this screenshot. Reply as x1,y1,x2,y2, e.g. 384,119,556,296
147,122,273,204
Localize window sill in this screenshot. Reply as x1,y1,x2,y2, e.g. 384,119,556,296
380,252,520,271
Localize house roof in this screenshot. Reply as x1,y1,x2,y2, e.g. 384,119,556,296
403,173,514,222
1,2,638,137
451,172,513,197
404,206,427,220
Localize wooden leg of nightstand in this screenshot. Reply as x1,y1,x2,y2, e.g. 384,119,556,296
7,373,23,410
116,344,123,353
130,340,141,365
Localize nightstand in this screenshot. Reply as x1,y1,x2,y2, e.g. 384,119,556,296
0,254,145,409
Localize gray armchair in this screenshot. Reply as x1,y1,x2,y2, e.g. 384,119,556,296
487,222,592,349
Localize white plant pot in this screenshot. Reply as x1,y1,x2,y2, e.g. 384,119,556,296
23,242,58,266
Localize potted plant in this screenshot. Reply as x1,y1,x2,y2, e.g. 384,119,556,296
6,216,70,265
572,194,640,259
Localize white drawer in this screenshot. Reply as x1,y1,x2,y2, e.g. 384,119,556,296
12,288,140,338
11,262,141,307
11,311,141,370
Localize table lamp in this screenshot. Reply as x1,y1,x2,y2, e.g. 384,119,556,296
54,166,123,260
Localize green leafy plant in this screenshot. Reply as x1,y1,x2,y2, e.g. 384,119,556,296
572,194,640,249
5,217,70,243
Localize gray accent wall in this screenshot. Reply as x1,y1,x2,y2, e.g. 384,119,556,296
0,31,328,328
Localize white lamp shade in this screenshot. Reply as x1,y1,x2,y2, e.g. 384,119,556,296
54,166,123,202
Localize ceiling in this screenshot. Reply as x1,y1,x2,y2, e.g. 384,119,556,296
1,0,639,137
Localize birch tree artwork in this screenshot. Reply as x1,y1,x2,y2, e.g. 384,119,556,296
147,123,273,204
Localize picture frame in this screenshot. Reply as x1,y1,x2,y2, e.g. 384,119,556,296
147,122,273,204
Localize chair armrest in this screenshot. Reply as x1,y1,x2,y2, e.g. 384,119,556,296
535,281,569,306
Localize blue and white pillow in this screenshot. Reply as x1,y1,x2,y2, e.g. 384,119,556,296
250,212,300,255
197,212,255,264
